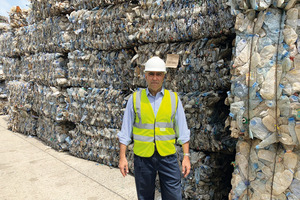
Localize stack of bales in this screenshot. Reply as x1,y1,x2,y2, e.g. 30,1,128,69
228,0,300,199
0,16,10,115
3,5,75,149
0,56,8,114
1,0,237,199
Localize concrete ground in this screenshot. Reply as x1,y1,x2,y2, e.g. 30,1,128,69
0,116,138,200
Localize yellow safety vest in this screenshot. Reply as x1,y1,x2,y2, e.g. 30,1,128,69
132,89,178,157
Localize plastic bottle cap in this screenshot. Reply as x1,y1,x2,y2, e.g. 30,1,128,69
250,120,256,125
255,145,259,150
288,117,295,122
242,117,248,124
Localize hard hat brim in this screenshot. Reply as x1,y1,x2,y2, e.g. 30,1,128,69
144,68,167,73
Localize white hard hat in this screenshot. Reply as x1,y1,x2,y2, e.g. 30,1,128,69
144,56,166,73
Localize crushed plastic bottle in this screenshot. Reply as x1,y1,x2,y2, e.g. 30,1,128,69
288,117,298,145
255,133,278,149
249,117,270,140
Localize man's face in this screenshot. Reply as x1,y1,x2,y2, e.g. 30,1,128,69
145,71,165,92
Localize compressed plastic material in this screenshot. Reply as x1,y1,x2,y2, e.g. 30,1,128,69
68,3,139,51
180,91,235,153
2,57,21,81
7,81,36,135
20,53,68,87
8,108,38,136
0,17,10,34
32,83,68,122
28,0,74,24
66,87,130,128
0,16,8,23
134,38,233,93
67,49,135,89
37,116,74,151
69,125,120,166
136,0,233,44
229,140,300,199
0,32,18,57
178,148,233,200
1,0,238,199
15,16,73,55
70,0,131,11
0,57,8,114
228,2,300,199
67,1,234,51
7,81,34,111
9,6,29,28
28,0,133,23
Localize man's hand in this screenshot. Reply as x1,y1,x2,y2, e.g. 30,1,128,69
182,156,191,178
181,142,191,178
119,157,129,177
119,143,129,177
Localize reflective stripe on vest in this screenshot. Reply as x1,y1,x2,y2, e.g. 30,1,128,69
132,89,178,157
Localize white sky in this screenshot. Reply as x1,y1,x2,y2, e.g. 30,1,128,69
0,0,29,18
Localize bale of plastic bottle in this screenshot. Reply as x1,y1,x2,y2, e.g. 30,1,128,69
7,81,37,135
67,3,139,51
230,139,300,199
133,37,233,93
20,53,68,87
0,85,8,114
228,1,300,199
9,6,29,28
14,16,73,55
67,1,234,51
27,0,133,23
32,83,69,122
179,91,235,153
7,108,38,136
160,147,234,199
7,81,34,111
70,0,132,11
0,16,8,24
37,116,75,151
69,125,119,167
7,80,69,123
0,57,8,114
66,87,131,128
67,49,135,89
136,0,233,44
0,16,10,34
28,0,73,24
0,32,18,57
2,57,21,81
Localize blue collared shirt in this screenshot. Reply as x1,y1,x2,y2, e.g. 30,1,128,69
117,87,190,145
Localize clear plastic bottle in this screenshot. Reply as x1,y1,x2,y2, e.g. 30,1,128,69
256,133,278,149
279,95,291,117
249,117,270,140
233,82,248,98
295,122,300,145
260,64,282,100
288,118,298,145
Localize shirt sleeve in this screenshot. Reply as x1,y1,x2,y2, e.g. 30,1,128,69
117,95,134,146
174,97,190,145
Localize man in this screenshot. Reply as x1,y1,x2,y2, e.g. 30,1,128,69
118,56,191,200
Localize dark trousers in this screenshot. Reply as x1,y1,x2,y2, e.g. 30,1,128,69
134,151,182,200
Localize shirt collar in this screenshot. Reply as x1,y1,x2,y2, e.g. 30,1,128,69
146,87,165,97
